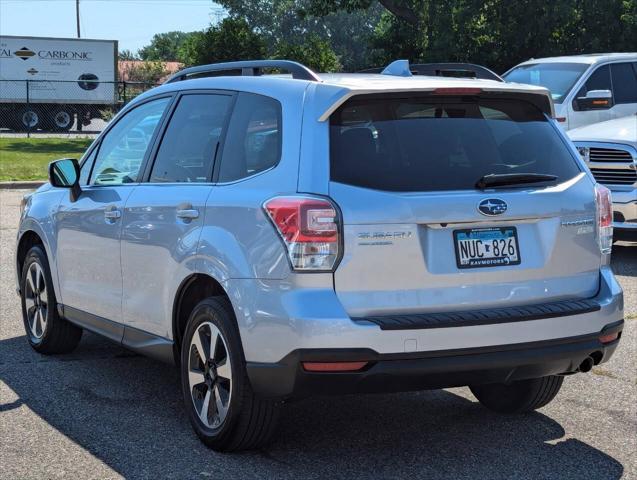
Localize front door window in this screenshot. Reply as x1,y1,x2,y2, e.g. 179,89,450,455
90,97,170,185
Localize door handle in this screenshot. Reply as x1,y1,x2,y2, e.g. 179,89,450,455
176,208,199,220
104,207,121,220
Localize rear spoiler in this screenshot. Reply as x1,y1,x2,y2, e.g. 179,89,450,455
360,62,504,82
317,87,554,121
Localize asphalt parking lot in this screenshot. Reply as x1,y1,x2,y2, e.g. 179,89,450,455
1,188,635,480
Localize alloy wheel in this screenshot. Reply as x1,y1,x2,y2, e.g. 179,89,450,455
188,321,232,429
24,262,47,339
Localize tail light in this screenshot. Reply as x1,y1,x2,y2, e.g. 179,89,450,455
263,196,340,271
595,184,613,254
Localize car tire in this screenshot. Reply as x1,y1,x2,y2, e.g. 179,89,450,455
20,245,82,354
47,107,74,132
15,106,41,131
180,296,281,451
470,375,564,413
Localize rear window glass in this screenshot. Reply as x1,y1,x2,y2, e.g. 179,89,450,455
329,96,581,192
217,92,281,182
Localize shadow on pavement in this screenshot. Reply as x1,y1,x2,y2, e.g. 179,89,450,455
0,334,625,480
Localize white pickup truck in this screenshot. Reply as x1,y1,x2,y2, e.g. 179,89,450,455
569,114,637,242
504,53,637,131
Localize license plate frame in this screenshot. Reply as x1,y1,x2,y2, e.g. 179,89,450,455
453,226,521,269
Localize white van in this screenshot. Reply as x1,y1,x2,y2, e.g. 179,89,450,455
504,53,637,130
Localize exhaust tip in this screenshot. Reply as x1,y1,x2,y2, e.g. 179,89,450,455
579,356,594,373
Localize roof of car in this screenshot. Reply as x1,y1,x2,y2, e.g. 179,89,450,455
157,71,552,93
143,71,551,98
516,53,637,66
133,61,556,120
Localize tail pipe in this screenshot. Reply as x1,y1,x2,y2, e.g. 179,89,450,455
579,356,594,373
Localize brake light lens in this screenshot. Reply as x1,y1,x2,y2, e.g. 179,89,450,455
595,184,613,254
303,361,368,372
599,332,619,344
264,196,340,271
433,87,482,95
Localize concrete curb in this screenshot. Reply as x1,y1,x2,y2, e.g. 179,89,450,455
0,181,46,190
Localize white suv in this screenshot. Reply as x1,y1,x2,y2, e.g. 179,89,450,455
504,53,637,130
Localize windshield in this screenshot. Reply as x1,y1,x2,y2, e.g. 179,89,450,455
329,96,581,192
503,63,588,103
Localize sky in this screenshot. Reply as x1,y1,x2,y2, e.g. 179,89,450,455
0,0,225,53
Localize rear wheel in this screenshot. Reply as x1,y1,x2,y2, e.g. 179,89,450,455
47,107,74,131
20,246,82,354
470,375,564,413
180,297,281,451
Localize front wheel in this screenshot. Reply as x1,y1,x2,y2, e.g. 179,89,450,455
470,375,564,413
20,246,82,354
180,297,280,451
15,107,41,131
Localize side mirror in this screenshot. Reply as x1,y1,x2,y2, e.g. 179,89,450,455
49,158,82,201
575,89,614,111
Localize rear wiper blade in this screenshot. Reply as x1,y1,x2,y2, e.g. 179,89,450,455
476,173,558,189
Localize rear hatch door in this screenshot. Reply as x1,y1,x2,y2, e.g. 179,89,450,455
328,93,600,318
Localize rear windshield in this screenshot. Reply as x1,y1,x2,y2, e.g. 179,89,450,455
329,96,581,192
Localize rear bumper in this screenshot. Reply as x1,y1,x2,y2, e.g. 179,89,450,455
247,320,623,398
230,267,623,364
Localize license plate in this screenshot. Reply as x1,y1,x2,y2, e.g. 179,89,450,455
453,227,521,269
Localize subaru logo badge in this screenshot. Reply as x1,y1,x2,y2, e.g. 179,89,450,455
478,198,507,216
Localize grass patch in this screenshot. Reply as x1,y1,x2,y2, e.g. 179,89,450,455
0,137,92,181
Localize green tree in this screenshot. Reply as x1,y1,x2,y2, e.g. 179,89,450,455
275,34,342,71
179,18,266,66
139,31,193,61
217,0,382,70
306,0,637,72
118,49,139,61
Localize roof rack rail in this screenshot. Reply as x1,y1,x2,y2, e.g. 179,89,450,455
164,60,321,84
360,61,504,82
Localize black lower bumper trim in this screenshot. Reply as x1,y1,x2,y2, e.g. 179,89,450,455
356,298,601,330
614,228,637,243
246,320,623,399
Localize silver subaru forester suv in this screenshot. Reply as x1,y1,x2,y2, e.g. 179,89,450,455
16,60,624,451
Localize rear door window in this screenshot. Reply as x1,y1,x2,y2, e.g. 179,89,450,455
216,92,281,182
149,93,232,183
330,96,581,192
